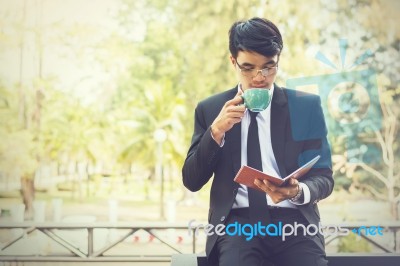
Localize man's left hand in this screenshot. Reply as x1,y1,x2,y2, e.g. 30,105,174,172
254,178,299,203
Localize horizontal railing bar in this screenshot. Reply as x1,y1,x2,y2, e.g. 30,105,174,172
0,256,172,262
1,253,400,262
327,253,400,257
0,222,398,263
0,222,190,230
0,221,399,229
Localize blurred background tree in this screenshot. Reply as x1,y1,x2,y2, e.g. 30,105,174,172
0,0,398,226
317,0,400,220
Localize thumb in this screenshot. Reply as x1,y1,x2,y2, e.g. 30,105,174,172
288,178,298,186
231,90,244,105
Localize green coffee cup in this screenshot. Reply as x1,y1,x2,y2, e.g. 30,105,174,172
241,88,272,112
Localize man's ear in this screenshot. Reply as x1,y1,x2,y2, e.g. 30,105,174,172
229,55,236,67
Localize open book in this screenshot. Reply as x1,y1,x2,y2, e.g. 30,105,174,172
234,155,321,191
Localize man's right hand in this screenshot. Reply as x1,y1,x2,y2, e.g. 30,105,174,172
210,92,245,145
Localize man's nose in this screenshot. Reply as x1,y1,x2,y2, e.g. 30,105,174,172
253,70,265,81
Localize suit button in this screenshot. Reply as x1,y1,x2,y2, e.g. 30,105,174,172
220,216,226,222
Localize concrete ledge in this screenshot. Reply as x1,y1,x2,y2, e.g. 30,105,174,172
171,253,400,266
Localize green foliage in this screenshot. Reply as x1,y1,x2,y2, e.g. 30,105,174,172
0,84,37,178
112,0,326,176
0,0,398,208
337,233,371,252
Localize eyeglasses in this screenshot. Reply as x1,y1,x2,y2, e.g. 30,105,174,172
236,61,278,78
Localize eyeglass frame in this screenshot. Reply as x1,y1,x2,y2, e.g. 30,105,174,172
235,60,279,78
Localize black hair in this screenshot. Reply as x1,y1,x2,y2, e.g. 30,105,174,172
228,17,283,59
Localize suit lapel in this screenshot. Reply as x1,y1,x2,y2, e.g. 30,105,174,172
271,85,288,178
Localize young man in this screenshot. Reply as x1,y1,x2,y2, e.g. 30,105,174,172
182,17,333,266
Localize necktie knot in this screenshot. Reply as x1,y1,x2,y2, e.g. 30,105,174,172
249,111,258,121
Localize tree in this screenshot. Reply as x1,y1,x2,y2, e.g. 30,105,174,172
320,0,400,220
0,84,37,216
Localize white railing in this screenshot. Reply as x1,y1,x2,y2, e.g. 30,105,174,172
0,221,399,262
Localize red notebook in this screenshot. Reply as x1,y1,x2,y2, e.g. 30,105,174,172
233,155,320,191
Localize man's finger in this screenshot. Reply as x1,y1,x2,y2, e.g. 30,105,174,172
254,179,267,191
230,95,244,106
226,105,246,113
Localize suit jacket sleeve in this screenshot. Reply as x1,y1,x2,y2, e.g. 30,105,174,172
182,102,222,192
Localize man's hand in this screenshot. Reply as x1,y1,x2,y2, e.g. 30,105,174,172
254,178,300,204
211,92,245,145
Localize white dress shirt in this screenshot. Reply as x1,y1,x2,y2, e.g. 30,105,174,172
231,84,310,208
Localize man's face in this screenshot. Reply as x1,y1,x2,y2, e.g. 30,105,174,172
230,51,279,91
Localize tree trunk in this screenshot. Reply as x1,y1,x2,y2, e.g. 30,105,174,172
20,176,35,219
391,201,399,221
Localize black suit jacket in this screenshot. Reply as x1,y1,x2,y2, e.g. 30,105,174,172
182,84,334,261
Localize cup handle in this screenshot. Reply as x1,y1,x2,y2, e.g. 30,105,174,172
240,95,246,107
